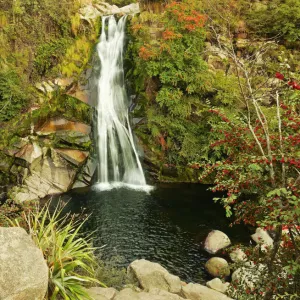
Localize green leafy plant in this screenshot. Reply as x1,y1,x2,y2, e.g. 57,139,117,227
247,0,300,43
0,69,29,122
129,0,210,172
11,201,105,299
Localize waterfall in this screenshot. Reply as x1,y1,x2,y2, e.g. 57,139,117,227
95,15,147,190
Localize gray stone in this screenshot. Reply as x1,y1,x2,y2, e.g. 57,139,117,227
80,2,140,22
11,151,77,202
182,283,233,300
128,259,182,294
87,287,117,300
206,278,229,294
205,257,230,278
0,227,48,300
15,142,43,164
114,288,186,300
204,230,231,254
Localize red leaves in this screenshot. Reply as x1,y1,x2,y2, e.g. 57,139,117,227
288,81,300,90
159,135,168,150
275,72,285,80
275,72,300,90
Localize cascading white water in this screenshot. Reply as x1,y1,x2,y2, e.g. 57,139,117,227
95,15,147,190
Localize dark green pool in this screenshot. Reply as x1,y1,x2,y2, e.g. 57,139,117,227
60,183,249,282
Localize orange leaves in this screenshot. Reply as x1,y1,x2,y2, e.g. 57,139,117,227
166,1,207,32
162,29,182,40
131,24,143,33
139,44,156,61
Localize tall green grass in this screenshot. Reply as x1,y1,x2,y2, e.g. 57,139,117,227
11,201,106,299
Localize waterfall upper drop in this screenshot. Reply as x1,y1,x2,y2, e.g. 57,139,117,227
95,15,147,190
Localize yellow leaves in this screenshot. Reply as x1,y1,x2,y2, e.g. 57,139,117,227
71,13,81,36
0,13,8,28
59,36,92,78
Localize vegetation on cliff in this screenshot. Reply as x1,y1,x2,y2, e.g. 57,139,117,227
128,0,300,298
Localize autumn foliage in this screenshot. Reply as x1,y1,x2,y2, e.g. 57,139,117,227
138,0,207,61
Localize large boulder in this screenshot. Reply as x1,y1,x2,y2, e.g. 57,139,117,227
204,230,231,254
128,259,182,294
86,287,117,300
11,149,77,202
0,227,48,300
205,257,230,278
182,283,234,300
114,288,186,300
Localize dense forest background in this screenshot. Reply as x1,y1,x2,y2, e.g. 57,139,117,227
0,0,299,299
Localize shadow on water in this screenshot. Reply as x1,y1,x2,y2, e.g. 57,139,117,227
57,183,250,282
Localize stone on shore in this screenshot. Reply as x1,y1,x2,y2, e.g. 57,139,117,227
114,288,186,300
205,257,230,278
128,259,182,294
206,278,230,293
204,230,231,254
182,283,234,300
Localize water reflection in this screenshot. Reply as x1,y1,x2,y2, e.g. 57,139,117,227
60,184,249,282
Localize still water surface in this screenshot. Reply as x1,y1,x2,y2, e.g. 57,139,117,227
61,183,249,282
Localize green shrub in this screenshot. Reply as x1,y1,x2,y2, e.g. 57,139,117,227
34,39,71,76
0,69,29,122
247,0,300,43
11,201,105,299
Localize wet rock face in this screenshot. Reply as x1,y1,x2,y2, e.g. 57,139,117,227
0,227,48,300
36,118,91,136
4,115,94,202
11,149,78,202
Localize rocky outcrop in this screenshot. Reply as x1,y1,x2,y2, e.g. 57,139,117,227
4,115,94,202
72,157,96,188
10,148,79,202
79,1,140,23
128,259,182,294
182,283,233,300
205,257,230,278
0,227,48,300
204,230,231,254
